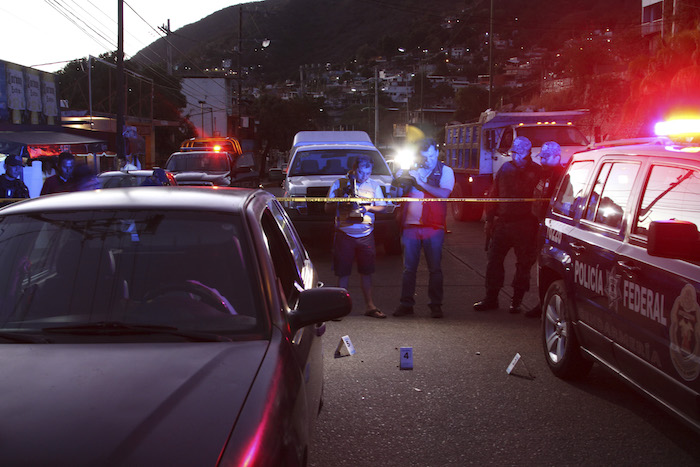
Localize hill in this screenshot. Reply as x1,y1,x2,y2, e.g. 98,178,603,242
133,0,640,81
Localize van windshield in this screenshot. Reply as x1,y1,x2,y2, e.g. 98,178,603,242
289,149,390,176
517,126,589,147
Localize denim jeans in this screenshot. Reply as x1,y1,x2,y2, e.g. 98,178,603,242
399,226,445,307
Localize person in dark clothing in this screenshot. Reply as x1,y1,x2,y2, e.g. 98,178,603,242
393,138,455,319
524,141,565,318
41,152,75,195
474,136,542,314
0,155,30,199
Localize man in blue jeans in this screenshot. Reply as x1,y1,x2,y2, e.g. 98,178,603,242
393,138,455,318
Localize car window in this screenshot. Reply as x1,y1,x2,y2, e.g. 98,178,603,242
166,153,231,172
0,210,260,339
288,149,390,176
498,128,513,153
634,165,700,237
552,160,593,218
236,152,255,168
99,175,148,188
584,161,640,229
261,208,303,304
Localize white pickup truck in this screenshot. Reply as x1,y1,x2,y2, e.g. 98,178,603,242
282,131,401,254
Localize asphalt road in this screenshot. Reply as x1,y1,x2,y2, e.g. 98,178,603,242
303,216,700,466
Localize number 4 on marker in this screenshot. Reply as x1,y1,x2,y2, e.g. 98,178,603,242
400,346,413,370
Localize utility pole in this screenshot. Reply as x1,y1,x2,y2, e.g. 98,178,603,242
116,0,125,159
488,0,494,109
374,66,379,144
158,19,173,75
199,100,205,137
236,5,242,138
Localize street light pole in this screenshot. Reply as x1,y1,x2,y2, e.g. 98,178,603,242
116,0,125,159
199,100,205,137
488,0,494,109
237,5,242,138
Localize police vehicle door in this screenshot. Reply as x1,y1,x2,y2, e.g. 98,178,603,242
574,159,641,365
619,162,700,412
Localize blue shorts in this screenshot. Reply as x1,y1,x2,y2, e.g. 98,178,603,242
333,230,376,276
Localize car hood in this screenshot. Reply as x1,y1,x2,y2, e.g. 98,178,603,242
286,174,393,194
0,341,268,465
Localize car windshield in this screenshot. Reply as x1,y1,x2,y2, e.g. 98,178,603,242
0,210,262,342
288,149,391,176
517,126,589,147
98,174,150,188
166,153,231,173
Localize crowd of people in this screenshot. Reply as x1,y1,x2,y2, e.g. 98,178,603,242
326,135,563,320
1,152,153,199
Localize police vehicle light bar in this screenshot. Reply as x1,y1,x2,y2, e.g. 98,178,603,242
654,119,700,136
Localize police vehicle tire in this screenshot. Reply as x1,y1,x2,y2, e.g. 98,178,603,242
541,280,593,380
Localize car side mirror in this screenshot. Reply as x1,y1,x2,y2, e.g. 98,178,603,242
647,220,700,261
288,287,351,331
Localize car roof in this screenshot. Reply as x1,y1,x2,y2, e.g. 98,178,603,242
0,187,271,215
168,151,233,157
97,170,160,177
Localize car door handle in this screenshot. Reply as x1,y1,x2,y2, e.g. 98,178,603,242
569,242,586,254
617,260,640,278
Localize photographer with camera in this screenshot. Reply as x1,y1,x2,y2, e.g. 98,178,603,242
325,155,388,319
392,138,455,319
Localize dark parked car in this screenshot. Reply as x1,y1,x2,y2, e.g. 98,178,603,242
97,169,177,188
537,133,700,432
0,187,351,465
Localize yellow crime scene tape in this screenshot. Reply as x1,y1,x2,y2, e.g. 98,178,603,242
276,196,548,203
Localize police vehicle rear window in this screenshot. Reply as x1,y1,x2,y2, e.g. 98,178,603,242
634,164,700,237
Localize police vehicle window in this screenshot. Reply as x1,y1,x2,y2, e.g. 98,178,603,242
584,163,612,221
586,161,640,229
552,161,593,217
634,165,700,237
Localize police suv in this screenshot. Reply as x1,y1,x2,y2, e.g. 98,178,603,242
538,121,700,432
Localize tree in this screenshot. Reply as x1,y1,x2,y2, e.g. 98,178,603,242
453,86,489,122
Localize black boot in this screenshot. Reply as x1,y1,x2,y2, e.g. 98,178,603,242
509,293,524,314
474,293,499,311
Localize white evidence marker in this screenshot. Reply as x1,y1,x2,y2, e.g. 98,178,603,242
335,335,356,358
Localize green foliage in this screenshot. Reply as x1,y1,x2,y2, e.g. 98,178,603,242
249,94,327,153
453,86,489,122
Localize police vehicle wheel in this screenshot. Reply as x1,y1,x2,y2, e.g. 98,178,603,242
541,280,593,380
